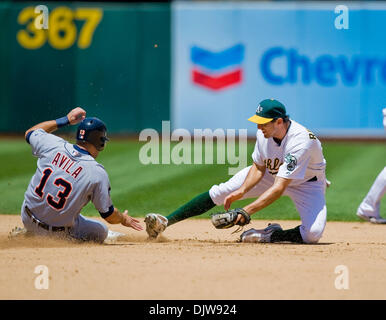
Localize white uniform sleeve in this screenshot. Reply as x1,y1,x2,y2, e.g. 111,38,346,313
277,134,314,180
28,129,65,158
91,166,114,217
251,137,264,166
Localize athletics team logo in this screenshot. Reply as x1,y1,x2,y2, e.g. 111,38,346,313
190,44,245,91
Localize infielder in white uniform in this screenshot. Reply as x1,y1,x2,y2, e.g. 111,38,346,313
145,99,328,243
15,107,142,243
356,108,386,224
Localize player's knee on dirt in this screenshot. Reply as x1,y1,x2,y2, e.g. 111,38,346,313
90,222,108,243
300,225,323,244
75,223,108,243
70,217,109,243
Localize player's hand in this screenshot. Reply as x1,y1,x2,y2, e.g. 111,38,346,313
223,189,245,211
121,210,143,231
235,212,246,225
67,107,86,125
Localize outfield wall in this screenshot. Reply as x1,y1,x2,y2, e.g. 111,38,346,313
0,1,170,133
1,2,385,137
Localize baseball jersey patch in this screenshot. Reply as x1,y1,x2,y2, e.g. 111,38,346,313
284,153,297,172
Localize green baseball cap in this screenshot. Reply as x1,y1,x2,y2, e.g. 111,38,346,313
248,99,287,124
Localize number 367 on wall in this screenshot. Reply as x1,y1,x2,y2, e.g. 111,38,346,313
17,6,103,50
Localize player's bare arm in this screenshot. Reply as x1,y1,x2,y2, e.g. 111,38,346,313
104,208,143,231
223,163,265,210
234,176,291,225
25,107,86,138
244,176,291,214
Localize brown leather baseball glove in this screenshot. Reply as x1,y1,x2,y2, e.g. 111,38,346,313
211,208,251,229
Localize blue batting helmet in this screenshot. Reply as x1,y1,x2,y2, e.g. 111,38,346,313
76,117,109,151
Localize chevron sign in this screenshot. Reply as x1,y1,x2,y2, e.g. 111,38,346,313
190,44,245,91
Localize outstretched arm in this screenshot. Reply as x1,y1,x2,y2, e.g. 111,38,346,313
233,176,291,225
104,207,143,231
245,176,291,213
25,107,86,139
223,163,266,211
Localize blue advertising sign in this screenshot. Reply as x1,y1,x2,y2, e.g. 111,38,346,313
171,2,386,137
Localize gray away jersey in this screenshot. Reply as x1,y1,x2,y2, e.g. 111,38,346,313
24,129,113,227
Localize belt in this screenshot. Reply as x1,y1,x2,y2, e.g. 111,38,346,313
25,206,69,232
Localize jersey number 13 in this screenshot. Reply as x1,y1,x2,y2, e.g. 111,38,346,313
35,168,72,210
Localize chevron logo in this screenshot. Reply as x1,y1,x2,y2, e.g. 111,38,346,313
190,44,244,91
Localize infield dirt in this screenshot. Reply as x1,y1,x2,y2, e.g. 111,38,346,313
0,215,385,300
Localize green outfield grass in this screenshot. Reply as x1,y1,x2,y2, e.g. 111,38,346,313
0,137,384,221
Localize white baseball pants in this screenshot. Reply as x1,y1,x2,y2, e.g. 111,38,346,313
357,167,386,219
209,166,327,243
